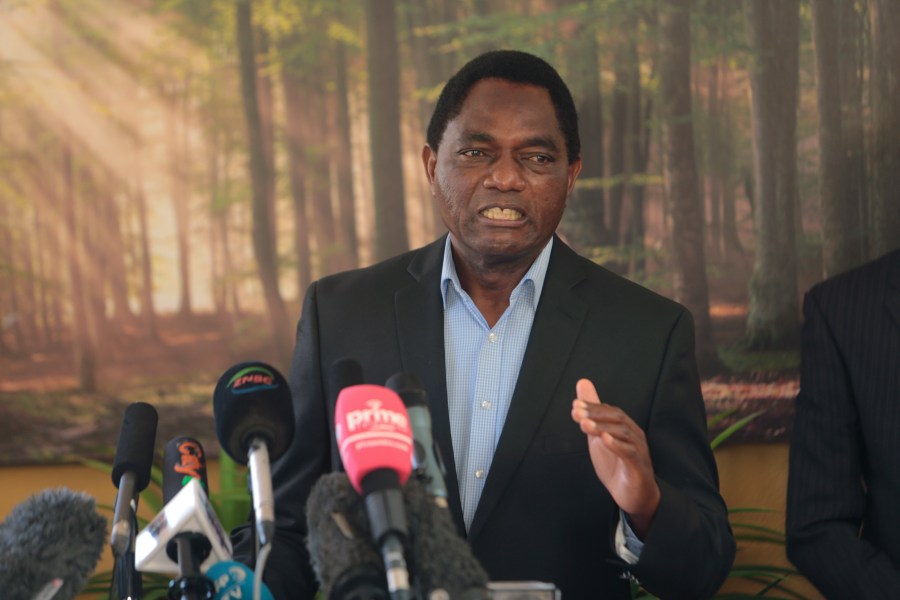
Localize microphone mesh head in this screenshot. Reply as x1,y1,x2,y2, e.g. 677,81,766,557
0,488,107,600
111,401,159,490
306,473,385,599
385,373,428,409
162,436,209,504
213,361,294,464
404,480,490,596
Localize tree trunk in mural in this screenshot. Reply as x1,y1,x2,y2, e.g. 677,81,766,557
165,80,193,318
559,0,608,252
62,145,97,391
333,38,359,270
366,0,409,261
718,63,744,265
743,0,801,349
706,60,723,260
608,43,629,252
282,65,313,296
625,22,649,277
659,0,720,374
838,0,868,261
811,0,861,278
236,0,292,368
868,0,900,256
0,198,26,356
306,71,338,277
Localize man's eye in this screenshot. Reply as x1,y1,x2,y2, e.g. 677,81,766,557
460,149,487,158
528,154,553,165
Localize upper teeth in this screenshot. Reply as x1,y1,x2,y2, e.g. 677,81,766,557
482,207,522,220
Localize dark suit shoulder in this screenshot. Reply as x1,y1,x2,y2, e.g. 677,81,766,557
315,237,445,299
555,241,689,323
807,248,900,308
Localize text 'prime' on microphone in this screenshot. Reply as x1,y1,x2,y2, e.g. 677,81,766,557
335,380,415,600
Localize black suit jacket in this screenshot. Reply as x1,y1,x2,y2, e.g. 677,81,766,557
233,236,734,599
786,249,900,598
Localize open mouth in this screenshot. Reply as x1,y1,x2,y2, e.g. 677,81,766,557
480,207,524,221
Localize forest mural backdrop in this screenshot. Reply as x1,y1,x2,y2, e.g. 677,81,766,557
0,0,897,465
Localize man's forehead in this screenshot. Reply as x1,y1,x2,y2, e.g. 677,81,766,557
444,81,563,143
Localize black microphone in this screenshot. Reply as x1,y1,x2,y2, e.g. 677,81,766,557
213,361,294,548
330,357,365,397
110,401,159,556
385,373,449,507
306,472,390,600
162,437,216,600
163,436,210,501
0,487,107,600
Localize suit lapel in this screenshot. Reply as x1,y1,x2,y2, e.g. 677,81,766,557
468,239,589,541
886,250,900,334
394,236,467,533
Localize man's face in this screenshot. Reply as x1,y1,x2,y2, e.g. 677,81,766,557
423,78,582,269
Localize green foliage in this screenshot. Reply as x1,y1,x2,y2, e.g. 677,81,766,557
631,410,807,599
718,345,800,374
582,244,672,295
709,408,765,451
78,451,250,598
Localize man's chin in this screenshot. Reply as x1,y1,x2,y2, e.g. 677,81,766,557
469,241,545,268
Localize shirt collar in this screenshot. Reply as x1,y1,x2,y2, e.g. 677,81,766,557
440,235,553,310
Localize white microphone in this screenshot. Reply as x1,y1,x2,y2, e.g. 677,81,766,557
135,478,233,574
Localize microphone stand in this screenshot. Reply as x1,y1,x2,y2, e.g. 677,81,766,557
111,502,142,600
166,534,214,600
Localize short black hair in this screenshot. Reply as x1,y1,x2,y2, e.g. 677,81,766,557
426,50,580,164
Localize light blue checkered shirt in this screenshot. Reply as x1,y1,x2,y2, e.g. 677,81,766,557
440,235,553,531
438,235,645,562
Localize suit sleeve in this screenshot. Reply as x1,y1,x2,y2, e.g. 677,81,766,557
786,290,900,599
231,282,331,599
628,309,736,599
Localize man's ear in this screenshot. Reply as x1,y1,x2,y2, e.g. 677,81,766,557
422,145,437,191
566,157,583,197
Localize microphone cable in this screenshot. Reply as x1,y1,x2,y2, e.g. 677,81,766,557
254,542,272,600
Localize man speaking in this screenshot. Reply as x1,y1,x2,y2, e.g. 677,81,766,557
232,50,735,599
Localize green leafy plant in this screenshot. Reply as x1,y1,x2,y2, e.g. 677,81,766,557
632,408,808,599
76,451,251,598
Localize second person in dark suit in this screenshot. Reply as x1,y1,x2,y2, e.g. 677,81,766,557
787,248,900,598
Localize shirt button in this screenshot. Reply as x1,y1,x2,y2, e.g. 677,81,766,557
488,332,497,343
481,400,492,410
475,469,485,479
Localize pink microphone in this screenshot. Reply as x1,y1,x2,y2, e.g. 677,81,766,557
334,383,414,600
336,384,413,492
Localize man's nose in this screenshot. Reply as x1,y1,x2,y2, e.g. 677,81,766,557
483,155,526,191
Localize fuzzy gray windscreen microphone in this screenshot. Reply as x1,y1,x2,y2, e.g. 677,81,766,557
0,487,107,600
306,472,490,600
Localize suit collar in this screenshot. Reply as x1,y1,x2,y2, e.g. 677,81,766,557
394,236,467,531
395,236,592,539
468,237,589,541
886,250,900,332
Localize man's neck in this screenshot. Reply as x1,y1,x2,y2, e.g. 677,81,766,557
450,245,542,328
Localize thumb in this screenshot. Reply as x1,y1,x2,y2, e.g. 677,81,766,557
575,378,601,406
